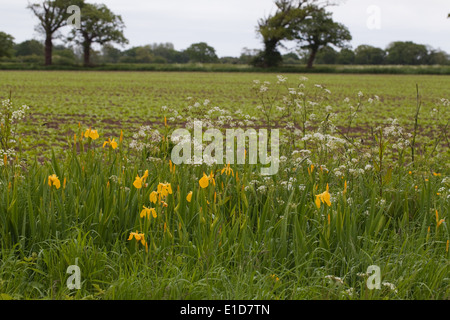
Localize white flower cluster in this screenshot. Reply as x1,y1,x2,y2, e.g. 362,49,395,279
129,125,162,152
1,99,30,126
383,118,412,150
302,132,348,152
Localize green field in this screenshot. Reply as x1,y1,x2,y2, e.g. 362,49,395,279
1,71,449,157
0,71,449,300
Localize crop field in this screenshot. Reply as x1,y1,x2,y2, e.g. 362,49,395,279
1,71,450,158
0,71,449,300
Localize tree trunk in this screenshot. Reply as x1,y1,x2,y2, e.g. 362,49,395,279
83,42,91,67
261,38,282,68
307,48,318,69
44,34,52,66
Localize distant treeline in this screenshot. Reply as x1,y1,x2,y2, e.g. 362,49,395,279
1,37,449,67
306,42,450,66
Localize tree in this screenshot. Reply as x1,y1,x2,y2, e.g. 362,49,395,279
294,8,351,68
239,47,261,64
53,44,77,65
385,41,428,65
68,3,128,66
184,42,218,63
0,32,14,58
101,44,122,63
336,48,355,65
255,0,326,67
354,45,385,65
427,49,449,65
28,0,83,65
14,39,44,57
314,46,338,64
282,52,301,64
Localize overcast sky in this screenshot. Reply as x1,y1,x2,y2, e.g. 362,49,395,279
1,0,449,57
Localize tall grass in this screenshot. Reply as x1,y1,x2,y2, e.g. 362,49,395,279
0,75,448,300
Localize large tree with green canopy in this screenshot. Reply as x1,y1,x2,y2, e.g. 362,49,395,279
28,0,84,65
254,0,332,67
68,3,128,66
294,8,351,68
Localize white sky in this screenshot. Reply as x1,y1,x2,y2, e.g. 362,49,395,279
1,0,449,57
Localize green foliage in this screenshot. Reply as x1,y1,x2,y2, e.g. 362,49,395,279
14,40,44,57
0,73,448,300
315,46,338,65
184,42,219,63
67,3,128,66
0,32,14,58
386,41,429,65
28,0,85,65
255,0,322,67
336,48,355,65
294,8,352,68
354,45,386,65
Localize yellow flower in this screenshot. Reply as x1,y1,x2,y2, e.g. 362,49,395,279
157,182,172,198
436,210,445,228
315,184,331,209
127,231,147,251
221,163,234,176
133,175,143,189
140,206,157,219
199,172,215,189
103,138,118,149
119,130,124,144
48,174,61,189
433,172,441,177
199,173,209,189
128,230,145,244
150,191,158,204
343,180,347,195
271,274,280,282
133,170,149,189
84,128,99,140
186,191,193,203
315,194,321,209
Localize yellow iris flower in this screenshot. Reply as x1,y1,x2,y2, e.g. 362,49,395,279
186,191,193,202
315,184,331,209
199,172,215,189
128,231,145,244
133,175,143,189
140,206,157,219
150,191,158,204
103,138,118,149
84,128,99,140
133,170,149,189
221,163,234,176
157,182,173,198
48,174,61,189
127,231,148,252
